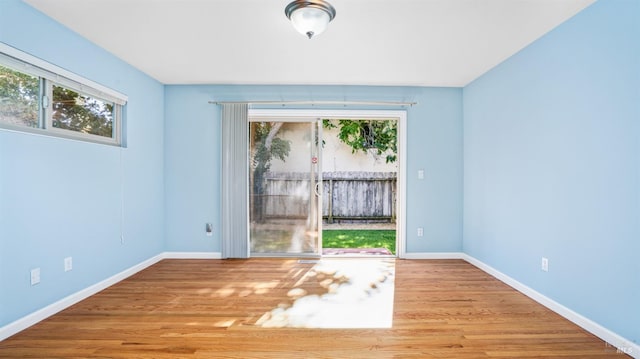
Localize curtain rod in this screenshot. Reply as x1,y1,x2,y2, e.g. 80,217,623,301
208,100,417,107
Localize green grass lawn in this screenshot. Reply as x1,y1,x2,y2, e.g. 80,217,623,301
322,229,396,254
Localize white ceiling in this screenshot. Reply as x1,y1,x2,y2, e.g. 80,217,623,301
23,0,595,87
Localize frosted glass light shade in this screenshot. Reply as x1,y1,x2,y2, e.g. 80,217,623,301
290,7,330,39
285,0,336,39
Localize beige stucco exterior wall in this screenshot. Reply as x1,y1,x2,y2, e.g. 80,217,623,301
268,122,397,173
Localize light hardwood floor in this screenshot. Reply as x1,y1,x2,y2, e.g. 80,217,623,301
0,259,628,358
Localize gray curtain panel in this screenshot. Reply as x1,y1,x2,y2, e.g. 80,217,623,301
221,103,249,258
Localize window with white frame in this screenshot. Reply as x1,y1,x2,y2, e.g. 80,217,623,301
0,45,126,145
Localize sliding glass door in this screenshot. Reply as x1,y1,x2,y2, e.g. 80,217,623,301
249,119,322,256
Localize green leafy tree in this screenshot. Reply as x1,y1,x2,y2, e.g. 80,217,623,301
323,119,397,163
0,65,39,127
251,122,291,222
1,65,113,138
52,86,113,138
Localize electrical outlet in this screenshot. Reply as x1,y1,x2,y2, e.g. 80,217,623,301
64,257,73,272
120,235,125,245
206,223,213,237
30,268,40,285
417,227,424,237
541,257,549,272
418,169,425,179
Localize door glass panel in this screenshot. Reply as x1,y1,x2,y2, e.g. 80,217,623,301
249,120,322,256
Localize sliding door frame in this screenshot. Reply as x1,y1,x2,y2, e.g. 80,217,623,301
248,109,407,258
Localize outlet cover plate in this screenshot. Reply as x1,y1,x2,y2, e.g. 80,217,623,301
541,257,549,272
30,268,40,285
64,257,73,272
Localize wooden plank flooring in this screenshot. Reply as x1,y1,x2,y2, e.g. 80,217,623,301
0,259,628,358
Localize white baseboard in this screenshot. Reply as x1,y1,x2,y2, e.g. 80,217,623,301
462,254,639,358
0,253,164,342
0,251,222,342
162,251,222,259
401,252,465,259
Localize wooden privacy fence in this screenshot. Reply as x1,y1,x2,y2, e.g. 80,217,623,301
259,171,396,223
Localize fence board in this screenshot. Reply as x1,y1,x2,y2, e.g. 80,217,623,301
260,172,396,223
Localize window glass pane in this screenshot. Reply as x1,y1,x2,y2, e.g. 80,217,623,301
0,64,39,128
52,85,114,138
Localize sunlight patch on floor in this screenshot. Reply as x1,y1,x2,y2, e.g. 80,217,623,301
256,258,395,328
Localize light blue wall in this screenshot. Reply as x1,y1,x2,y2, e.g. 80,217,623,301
0,1,165,326
463,0,639,344
164,85,463,253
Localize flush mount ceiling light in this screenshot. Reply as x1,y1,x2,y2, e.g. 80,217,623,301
285,0,336,39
